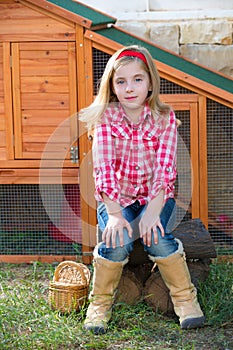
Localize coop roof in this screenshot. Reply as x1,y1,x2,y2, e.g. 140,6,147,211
33,0,233,99
96,26,233,95
47,0,116,27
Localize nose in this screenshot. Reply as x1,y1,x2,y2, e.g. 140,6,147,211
126,81,133,92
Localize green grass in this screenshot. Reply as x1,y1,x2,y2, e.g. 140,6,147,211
0,261,232,350
0,231,81,255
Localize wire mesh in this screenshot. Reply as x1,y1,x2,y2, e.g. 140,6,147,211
207,100,233,254
0,184,82,255
160,78,194,94
93,48,111,95
174,110,192,225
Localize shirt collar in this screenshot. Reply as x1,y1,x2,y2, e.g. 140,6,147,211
109,101,153,125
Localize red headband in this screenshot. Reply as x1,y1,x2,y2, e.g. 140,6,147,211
116,50,148,66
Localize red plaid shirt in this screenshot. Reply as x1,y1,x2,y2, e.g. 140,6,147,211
93,102,177,207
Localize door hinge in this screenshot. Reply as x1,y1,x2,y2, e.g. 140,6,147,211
70,146,79,163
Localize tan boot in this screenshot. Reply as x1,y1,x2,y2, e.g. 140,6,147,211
149,239,205,329
83,245,128,334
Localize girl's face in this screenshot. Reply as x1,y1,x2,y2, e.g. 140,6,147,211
112,60,151,121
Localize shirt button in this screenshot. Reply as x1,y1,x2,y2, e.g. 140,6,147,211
148,133,152,137
166,167,172,172
133,184,137,188
135,165,140,170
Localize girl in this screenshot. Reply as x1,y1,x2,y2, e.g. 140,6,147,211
79,45,205,334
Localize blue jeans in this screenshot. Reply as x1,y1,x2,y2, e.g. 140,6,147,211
97,198,178,262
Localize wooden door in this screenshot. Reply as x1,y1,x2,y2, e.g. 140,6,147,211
11,41,77,162
161,94,207,227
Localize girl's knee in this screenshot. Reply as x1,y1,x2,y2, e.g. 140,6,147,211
98,242,133,262
143,235,178,258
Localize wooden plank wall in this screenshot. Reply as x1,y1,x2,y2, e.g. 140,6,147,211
0,0,76,42
0,1,80,175
12,41,77,160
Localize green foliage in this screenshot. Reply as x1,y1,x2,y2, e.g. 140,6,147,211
198,262,233,326
0,261,232,350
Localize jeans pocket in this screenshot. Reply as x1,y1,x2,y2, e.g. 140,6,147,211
97,202,108,232
160,198,176,233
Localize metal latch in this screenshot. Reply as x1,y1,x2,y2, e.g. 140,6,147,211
70,146,79,163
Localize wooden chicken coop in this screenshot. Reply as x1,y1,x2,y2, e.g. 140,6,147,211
0,0,232,264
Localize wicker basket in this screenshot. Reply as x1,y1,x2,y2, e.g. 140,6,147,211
48,261,91,313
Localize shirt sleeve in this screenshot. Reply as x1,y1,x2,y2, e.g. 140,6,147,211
149,110,177,201
92,123,121,203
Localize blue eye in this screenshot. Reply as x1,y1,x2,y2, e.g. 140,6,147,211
117,80,125,85
135,78,142,82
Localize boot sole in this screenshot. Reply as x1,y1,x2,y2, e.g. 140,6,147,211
181,316,205,329
83,324,107,335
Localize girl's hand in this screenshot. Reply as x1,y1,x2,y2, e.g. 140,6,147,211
139,190,165,246
102,214,133,249
139,207,164,247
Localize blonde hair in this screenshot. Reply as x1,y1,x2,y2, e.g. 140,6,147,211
79,45,171,130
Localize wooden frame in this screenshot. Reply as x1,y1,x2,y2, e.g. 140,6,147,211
0,0,232,262
0,254,82,264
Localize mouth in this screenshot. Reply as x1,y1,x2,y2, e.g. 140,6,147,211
125,96,137,101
